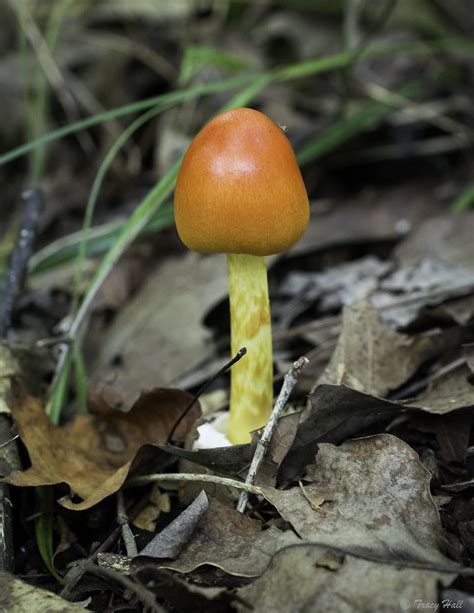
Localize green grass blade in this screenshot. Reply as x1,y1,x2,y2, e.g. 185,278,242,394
46,351,72,423
297,87,419,166
35,488,63,583
29,204,174,276
0,74,254,166
72,105,165,315
3,36,473,168
451,184,474,212
72,342,87,413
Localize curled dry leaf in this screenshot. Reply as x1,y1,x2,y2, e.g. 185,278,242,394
135,491,209,561
139,497,299,578
3,384,200,510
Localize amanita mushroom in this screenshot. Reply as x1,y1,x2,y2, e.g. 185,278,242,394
174,107,309,443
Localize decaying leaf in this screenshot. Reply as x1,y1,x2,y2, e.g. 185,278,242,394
281,378,474,482
371,257,474,327
280,256,392,311
410,366,474,414
0,571,81,612
3,385,200,510
136,491,208,560
236,543,453,613
395,211,474,268
137,497,299,578
266,435,449,564
159,442,251,475
318,301,455,397
0,342,53,413
133,484,171,532
92,253,228,407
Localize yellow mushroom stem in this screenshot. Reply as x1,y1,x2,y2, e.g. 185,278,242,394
227,253,273,444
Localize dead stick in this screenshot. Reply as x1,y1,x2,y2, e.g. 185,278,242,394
237,357,309,514
0,189,43,572
60,526,121,600
127,472,264,495
117,491,138,557
0,189,43,336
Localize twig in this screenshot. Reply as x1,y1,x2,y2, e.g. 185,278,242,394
126,472,264,495
0,190,43,572
60,526,121,600
237,357,309,514
0,189,44,337
116,491,138,558
83,562,164,613
166,347,246,443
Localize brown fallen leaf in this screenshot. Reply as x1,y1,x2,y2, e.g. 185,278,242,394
3,384,200,510
317,300,456,397
133,484,171,532
265,434,449,565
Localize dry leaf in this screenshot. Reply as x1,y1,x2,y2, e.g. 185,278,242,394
146,497,299,578
266,434,449,564
91,253,228,407
0,571,82,612
133,484,170,532
4,384,200,510
236,543,453,613
318,301,452,397
135,491,208,560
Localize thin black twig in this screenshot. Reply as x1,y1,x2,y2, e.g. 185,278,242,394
0,189,43,337
84,562,164,613
60,526,121,600
0,189,43,573
166,347,247,444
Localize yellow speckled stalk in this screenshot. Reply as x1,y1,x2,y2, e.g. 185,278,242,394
227,254,273,444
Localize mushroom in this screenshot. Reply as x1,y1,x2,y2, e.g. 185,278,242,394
174,107,309,443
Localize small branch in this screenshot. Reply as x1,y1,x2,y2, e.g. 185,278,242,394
237,357,309,514
126,472,264,495
83,562,164,613
116,491,138,558
60,526,121,600
166,347,246,443
0,190,42,573
0,189,43,337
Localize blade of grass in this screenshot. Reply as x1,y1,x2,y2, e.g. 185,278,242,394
297,84,420,166
28,204,174,276
71,105,165,317
35,487,63,582
3,36,473,168
72,342,87,413
451,184,474,212
47,160,179,408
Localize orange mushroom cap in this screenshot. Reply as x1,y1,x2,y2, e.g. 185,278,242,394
174,108,310,256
